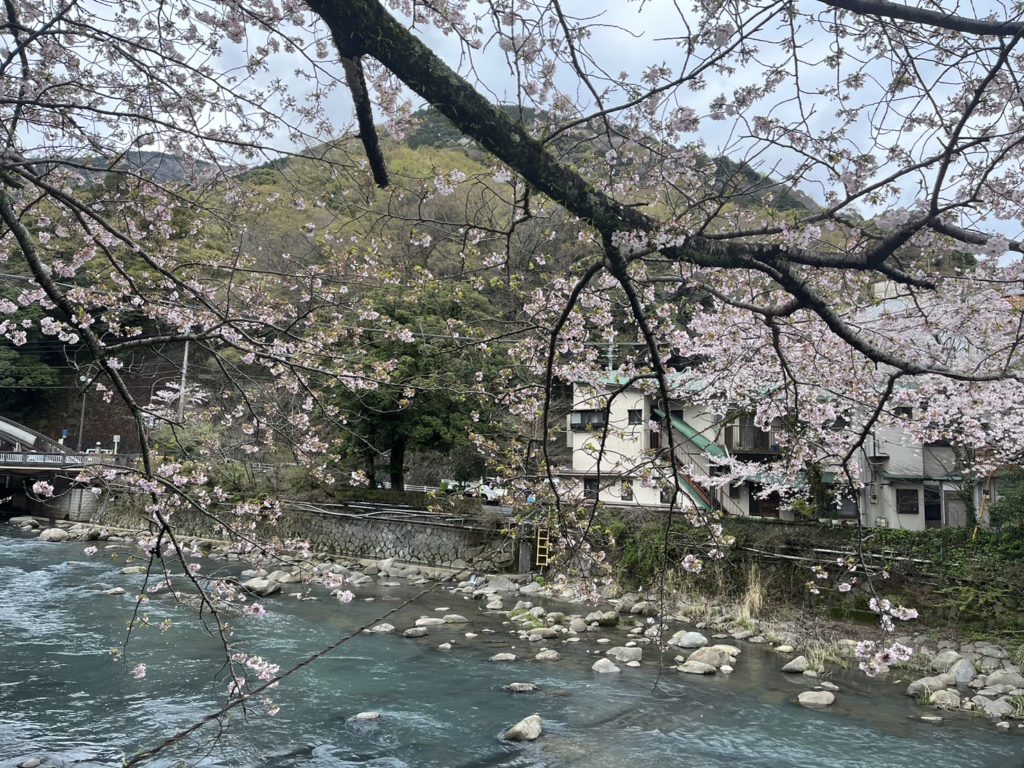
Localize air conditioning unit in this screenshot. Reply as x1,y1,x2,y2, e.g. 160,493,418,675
869,492,878,505
875,517,889,528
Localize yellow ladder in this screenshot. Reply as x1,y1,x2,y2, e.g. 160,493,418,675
534,527,551,568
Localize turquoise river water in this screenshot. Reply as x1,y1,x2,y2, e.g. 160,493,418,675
0,529,1021,768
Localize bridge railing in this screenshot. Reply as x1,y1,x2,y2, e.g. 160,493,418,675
0,452,137,468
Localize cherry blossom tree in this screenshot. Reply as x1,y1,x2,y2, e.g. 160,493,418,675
4,0,1024,753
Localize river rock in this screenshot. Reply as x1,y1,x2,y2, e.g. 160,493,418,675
569,618,588,633
687,647,732,668
485,575,518,593
907,675,949,697
490,653,517,662
18,759,44,768
528,627,559,641
775,645,795,653
585,610,619,627
368,623,394,633
679,660,717,675
930,689,961,710
781,656,809,673
101,587,125,596
972,695,1015,718
415,617,446,627
607,646,643,663
519,581,545,595
592,658,620,674
38,527,69,542
931,649,962,672
798,691,835,707
240,577,281,597
504,682,537,693
351,711,380,721
669,631,708,649
986,670,1024,688
8,516,38,528
485,599,504,611
502,714,542,742
948,658,977,685
444,614,469,624
403,627,429,638
976,643,1009,660
711,644,741,657
535,649,561,661
267,569,302,584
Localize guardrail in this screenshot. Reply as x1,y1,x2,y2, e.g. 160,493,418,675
0,452,135,468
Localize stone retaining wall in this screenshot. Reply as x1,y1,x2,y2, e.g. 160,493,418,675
88,498,515,570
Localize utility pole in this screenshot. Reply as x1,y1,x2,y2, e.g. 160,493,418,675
177,339,189,421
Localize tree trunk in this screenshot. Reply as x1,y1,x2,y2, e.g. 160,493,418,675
389,436,407,492
362,449,377,489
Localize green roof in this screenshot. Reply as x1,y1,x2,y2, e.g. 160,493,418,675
653,408,726,458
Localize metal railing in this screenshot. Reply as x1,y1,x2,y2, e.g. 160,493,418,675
724,425,781,454
0,452,136,468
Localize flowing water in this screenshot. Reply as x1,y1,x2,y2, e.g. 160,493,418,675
0,530,1021,768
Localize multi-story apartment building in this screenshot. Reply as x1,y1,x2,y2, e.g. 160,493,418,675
559,378,996,530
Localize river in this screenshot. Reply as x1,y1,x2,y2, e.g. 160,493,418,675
0,530,1021,768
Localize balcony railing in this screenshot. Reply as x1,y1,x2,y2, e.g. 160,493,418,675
724,425,781,454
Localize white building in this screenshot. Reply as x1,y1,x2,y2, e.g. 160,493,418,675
559,378,992,529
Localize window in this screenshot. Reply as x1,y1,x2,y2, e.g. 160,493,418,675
583,478,599,500
896,488,920,515
660,487,676,504
620,482,633,501
649,429,661,450
627,409,643,425
894,406,913,419
571,410,606,431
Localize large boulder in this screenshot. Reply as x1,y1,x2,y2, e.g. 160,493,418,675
947,658,978,685
38,528,69,542
798,691,835,708
502,714,543,742
929,689,961,710
568,618,589,633
403,627,429,638
678,660,717,675
930,649,962,672
240,577,281,597
607,646,643,664
907,675,949,697
519,581,545,595
535,649,561,662
975,643,1009,660
527,627,559,641
972,696,1015,718
485,575,519,593
687,647,732,669
781,656,809,673
415,617,446,627
985,670,1024,689
668,630,708,649
592,658,620,674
